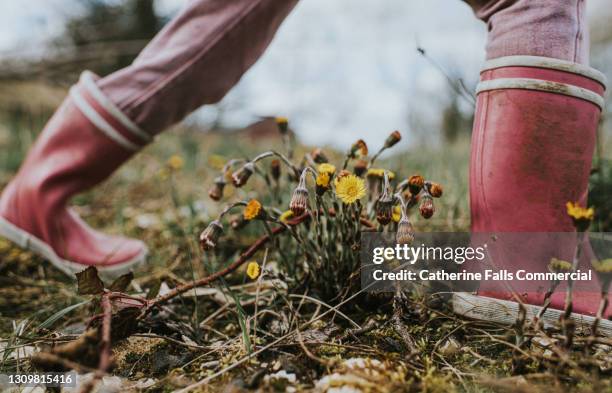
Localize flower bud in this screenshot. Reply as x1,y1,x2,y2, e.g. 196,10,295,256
290,186,309,215
199,220,223,251
408,175,424,195
270,159,281,181
396,216,414,245
419,195,435,219
232,162,255,187
208,176,226,201
428,182,443,198
311,148,329,164
384,130,402,148
349,139,368,158
375,196,395,225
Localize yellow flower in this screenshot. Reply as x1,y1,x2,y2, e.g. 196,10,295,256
392,205,402,223
207,154,226,170
246,262,260,280
335,174,366,204
592,259,612,274
316,172,331,187
279,210,294,223
275,117,289,134
548,258,572,273
244,199,263,220
366,168,395,180
566,201,594,231
167,155,184,170
318,163,336,175
566,202,594,221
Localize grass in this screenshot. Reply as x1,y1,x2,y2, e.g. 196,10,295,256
0,103,611,392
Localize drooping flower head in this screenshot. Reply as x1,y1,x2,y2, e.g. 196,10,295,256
335,174,366,204
396,207,414,245
208,175,226,201
232,162,255,187
419,195,435,219
200,220,223,251
407,175,424,195
290,172,310,215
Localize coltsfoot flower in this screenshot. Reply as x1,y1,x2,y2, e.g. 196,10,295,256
318,163,337,175
167,155,184,171
279,210,295,223
392,205,402,223
335,174,366,204
244,199,264,221
200,220,223,251
408,175,424,195
246,261,261,280
548,258,572,273
419,195,435,219
316,172,331,196
367,168,395,180
275,117,289,134
566,201,594,231
232,162,255,187
384,130,402,148
208,175,226,201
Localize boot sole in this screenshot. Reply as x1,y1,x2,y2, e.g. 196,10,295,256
453,292,612,337
0,216,147,280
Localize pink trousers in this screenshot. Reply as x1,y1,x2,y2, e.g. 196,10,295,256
97,0,589,136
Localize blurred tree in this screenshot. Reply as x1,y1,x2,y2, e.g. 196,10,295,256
62,0,164,74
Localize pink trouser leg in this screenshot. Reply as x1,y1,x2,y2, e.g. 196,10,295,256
98,0,297,136
465,0,609,316
465,0,588,63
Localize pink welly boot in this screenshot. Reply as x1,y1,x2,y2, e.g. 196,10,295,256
0,72,150,278
453,55,611,333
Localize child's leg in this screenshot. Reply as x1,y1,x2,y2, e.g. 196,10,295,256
98,0,297,136
463,0,609,317
465,0,588,63
0,0,296,276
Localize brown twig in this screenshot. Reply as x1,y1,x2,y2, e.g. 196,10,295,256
79,293,112,393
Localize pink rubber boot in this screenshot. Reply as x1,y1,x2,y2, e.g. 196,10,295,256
0,73,150,277
0,0,296,278
455,0,611,331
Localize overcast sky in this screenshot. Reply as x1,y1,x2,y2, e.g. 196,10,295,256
0,0,609,148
